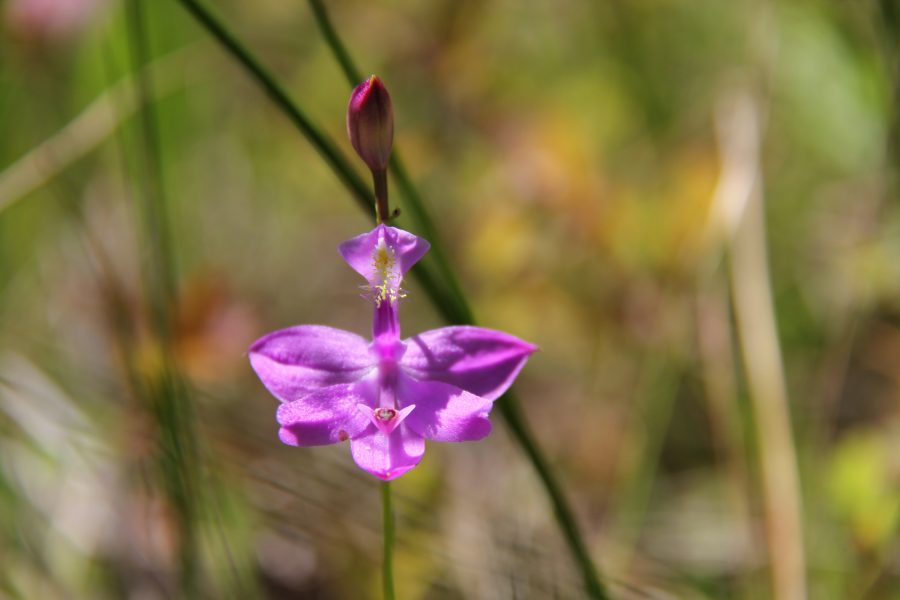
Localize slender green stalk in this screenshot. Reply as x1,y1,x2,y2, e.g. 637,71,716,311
729,188,806,600
172,1,608,596
381,482,396,600
125,0,175,335
712,92,805,600
388,154,475,323
307,0,363,84
497,393,607,599
125,1,199,595
380,483,397,599
373,169,390,224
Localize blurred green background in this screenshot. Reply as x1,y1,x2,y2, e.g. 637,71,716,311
2,0,900,598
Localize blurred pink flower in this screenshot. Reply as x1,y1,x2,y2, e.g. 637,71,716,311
5,0,104,43
249,225,535,480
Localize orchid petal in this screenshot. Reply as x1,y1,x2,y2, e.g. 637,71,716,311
338,224,430,284
400,326,537,401
350,423,425,480
249,326,373,402
398,373,492,442
276,381,376,446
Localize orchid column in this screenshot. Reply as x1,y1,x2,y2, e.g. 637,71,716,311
248,76,535,599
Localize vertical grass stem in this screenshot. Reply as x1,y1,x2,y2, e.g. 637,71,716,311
381,481,396,600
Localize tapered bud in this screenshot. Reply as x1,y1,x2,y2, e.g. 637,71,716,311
347,75,394,172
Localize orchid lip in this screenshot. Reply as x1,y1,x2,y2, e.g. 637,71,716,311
358,403,416,435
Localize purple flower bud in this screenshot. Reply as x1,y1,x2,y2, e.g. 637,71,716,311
347,75,394,172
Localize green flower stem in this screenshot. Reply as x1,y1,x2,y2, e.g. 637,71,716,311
373,168,390,224
307,0,363,84
388,153,475,324
172,1,609,597
497,392,608,599
381,482,396,600
126,0,175,334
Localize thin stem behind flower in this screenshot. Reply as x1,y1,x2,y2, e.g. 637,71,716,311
125,1,201,594
715,91,807,600
381,481,396,600
373,169,390,224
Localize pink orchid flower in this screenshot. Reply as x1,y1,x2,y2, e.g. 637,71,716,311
249,224,536,480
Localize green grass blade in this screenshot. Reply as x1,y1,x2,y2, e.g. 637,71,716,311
125,1,200,594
